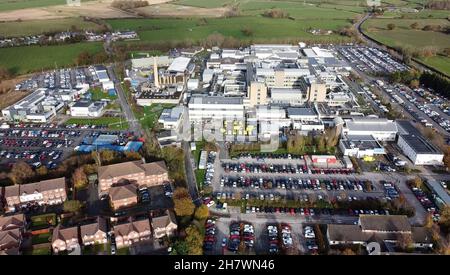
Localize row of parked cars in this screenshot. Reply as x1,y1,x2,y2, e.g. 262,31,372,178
234,153,303,160
0,150,62,168
0,129,81,139
223,162,353,175
227,222,255,252
203,219,217,251
221,176,367,192
411,186,440,222
303,226,318,252
0,138,73,149
382,181,400,200
203,152,217,187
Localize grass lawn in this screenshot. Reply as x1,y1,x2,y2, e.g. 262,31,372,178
173,0,233,8
31,213,56,227
195,169,206,190
417,55,450,77
0,0,95,11
116,247,130,255
31,232,52,245
137,103,176,130
65,116,129,130
90,88,118,101
0,42,103,75
0,17,103,37
24,247,52,255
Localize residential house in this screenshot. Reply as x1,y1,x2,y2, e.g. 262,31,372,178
98,160,169,196
51,225,80,253
80,217,108,246
108,184,138,211
151,210,178,239
3,177,67,212
0,214,26,254
114,219,152,248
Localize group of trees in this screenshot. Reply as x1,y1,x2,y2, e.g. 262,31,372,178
419,72,450,100
241,27,254,37
389,69,421,87
9,161,35,184
425,0,450,10
224,5,241,18
0,66,12,82
173,187,195,217
111,0,149,10
75,51,108,66
263,9,289,19
287,128,339,155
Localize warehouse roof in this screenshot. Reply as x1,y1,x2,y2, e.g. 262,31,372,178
399,134,442,154
167,57,191,73
189,96,243,105
346,118,398,132
287,107,317,117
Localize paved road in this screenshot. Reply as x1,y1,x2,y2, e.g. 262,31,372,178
107,65,142,135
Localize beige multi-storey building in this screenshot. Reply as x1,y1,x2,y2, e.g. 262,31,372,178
114,219,152,248
97,161,169,196
151,210,178,239
3,178,67,212
247,82,268,107
108,184,138,211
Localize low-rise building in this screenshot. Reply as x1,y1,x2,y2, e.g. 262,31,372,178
80,217,108,246
3,177,67,213
396,120,444,166
114,219,152,248
344,117,398,141
52,225,80,253
151,210,178,239
70,100,106,117
327,215,433,249
339,135,385,158
0,214,26,254
109,184,138,211
158,106,186,131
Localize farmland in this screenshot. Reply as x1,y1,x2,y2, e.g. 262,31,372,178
0,0,67,12
361,17,450,75
107,16,353,44
0,18,104,37
0,42,103,75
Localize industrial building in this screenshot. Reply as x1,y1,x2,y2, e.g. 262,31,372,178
339,135,385,158
344,117,398,141
70,100,106,117
396,120,444,166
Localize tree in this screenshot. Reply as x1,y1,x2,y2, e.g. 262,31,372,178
204,33,225,48
397,233,413,251
409,79,420,89
194,204,209,220
9,161,35,184
173,187,195,217
410,22,419,29
341,248,356,255
63,200,82,213
75,51,92,66
387,23,396,30
241,27,254,37
124,151,142,161
36,166,48,176
99,150,117,164
185,225,203,255
72,167,88,190
83,164,97,175
93,52,108,64
410,176,423,189
439,206,450,234
0,66,11,82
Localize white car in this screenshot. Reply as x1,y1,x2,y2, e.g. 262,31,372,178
207,201,215,208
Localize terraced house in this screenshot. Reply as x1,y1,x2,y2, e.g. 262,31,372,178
97,160,169,196
0,214,26,254
80,217,108,246
51,225,80,253
2,178,67,212
114,219,151,248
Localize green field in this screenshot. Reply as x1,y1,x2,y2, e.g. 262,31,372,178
137,103,176,130
31,232,52,245
107,17,352,44
0,42,103,75
30,213,56,227
65,116,129,130
0,18,103,37
362,18,450,76
0,0,92,12
173,0,234,8
417,55,450,77
90,88,118,101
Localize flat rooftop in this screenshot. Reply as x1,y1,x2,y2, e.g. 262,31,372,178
341,135,383,151
287,107,317,117
400,134,442,154
189,96,243,105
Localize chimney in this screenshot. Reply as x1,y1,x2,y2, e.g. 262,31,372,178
153,57,159,88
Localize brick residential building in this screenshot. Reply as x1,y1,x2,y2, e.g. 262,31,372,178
80,217,108,246
3,178,67,212
51,225,80,253
98,161,169,196
108,184,138,211
151,210,178,239
0,214,26,254
114,219,151,248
